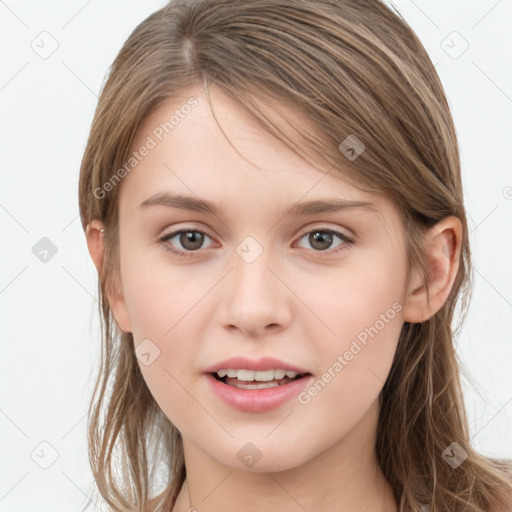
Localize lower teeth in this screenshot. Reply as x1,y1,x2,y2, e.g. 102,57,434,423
229,381,280,389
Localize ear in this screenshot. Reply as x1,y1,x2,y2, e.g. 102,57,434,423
85,219,132,333
402,216,463,323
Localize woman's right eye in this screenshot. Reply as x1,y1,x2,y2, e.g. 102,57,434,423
158,229,215,258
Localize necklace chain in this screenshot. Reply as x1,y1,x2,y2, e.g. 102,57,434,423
186,479,192,510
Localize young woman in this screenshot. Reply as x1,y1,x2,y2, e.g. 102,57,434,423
79,1,512,510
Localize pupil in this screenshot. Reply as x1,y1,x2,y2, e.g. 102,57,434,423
310,231,332,251
181,231,204,250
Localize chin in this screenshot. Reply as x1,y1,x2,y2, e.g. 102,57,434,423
217,441,312,473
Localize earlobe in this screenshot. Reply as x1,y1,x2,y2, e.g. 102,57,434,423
85,219,105,275
402,216,462,323
85,219,133,333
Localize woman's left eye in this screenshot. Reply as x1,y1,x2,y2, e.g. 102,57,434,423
158,227,353,258
294,228,353,254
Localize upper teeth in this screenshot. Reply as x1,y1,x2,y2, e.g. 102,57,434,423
216,369,300,381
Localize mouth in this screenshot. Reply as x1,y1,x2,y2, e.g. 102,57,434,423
204,359,314,412
210,371,311,389
206,370,314,412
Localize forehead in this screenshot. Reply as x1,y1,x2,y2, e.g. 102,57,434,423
118,85,394,227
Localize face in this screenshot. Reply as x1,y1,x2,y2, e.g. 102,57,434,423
111,84,410,472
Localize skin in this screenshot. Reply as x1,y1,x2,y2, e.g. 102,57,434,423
86,83,462,512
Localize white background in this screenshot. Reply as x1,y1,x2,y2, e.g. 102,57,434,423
1,1,511,511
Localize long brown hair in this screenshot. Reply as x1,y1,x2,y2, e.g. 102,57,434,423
78,1,512,510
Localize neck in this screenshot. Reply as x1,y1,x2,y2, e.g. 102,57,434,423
172,401,398,512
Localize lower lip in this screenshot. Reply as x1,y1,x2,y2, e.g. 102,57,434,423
205,373,313,413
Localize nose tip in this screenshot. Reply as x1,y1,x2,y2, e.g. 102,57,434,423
217,251,291,336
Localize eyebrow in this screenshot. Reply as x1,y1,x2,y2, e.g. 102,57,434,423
139,192,378,217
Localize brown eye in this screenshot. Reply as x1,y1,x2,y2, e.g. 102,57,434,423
159,229,214,257
177,231,205,250
308,231,334,251
296,228,353,254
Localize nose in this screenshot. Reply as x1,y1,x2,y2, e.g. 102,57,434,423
217,246,292,337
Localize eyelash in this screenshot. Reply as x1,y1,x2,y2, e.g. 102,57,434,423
158,227,354,259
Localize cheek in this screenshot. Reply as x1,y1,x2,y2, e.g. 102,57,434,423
123,271,205,432
298,252,405,386
121,247,203,340
305,254,404,334
124,273,204,375
120,251,212,413
292,268,404,442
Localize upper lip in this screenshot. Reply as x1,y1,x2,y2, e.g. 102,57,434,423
204,356,311,374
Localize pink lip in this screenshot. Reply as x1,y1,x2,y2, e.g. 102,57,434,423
205,373,313,413
203,356,310,374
